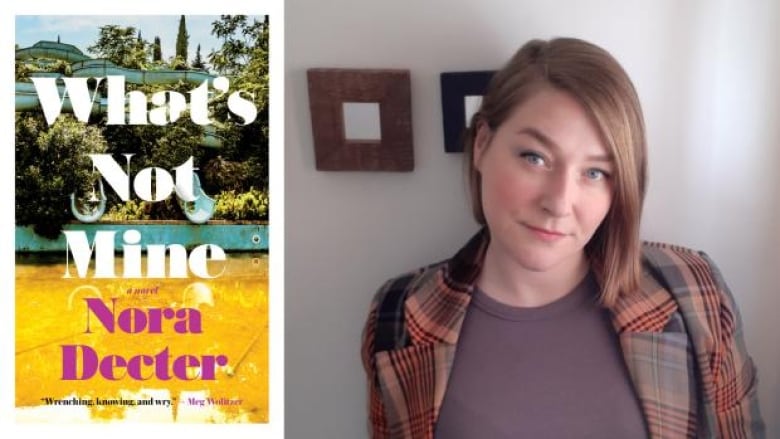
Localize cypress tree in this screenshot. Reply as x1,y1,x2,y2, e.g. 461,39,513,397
175,15,189,64
153,36,162,61
193,44,205,69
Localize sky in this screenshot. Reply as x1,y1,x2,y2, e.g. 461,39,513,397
15,15,247,68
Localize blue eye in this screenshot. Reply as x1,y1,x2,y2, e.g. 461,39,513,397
585,168,609,181
519,151,546,167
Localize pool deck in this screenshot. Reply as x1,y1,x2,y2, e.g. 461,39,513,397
16,221,269,252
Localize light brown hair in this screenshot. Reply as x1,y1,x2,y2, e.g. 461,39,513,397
464,38,647,307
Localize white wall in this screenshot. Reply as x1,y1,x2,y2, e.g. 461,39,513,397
286,0,780,436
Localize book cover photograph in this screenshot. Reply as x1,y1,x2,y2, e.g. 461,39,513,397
14,15,270,423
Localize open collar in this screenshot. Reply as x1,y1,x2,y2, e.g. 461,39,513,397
404,229,680,347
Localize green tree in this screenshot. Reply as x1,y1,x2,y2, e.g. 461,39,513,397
153,36,162,61
207,15,269,190
15,114,108,238
192,43,205,69
209,15,268,115
132,30,148,68
176,15,189,64
88,25,148,69
209,15,267,77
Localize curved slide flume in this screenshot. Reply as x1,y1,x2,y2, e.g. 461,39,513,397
15,41,224,148
16,79,223,149
15,41,91,63
70,59,215,86
17,40,221,223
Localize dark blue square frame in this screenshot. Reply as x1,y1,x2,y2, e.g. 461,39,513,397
440,71,495,153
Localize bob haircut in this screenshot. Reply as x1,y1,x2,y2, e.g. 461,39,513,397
463,37,647,307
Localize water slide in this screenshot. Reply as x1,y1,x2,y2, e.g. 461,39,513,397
18,41,215,85
15,41,90,63
17,40,217,223
16,41,223,147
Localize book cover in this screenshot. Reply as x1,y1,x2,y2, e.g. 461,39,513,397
14,15,269,423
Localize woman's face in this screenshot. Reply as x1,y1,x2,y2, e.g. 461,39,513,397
474,85,613,274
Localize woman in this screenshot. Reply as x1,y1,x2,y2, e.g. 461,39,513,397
361,38,764,438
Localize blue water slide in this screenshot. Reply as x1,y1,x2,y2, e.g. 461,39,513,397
180,173,216,224
71,59,216,86
15,41,90,63
17,40,222,223
15,80,108,113
17,77,224,148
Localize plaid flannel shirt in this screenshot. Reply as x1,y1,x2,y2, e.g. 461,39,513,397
361,230,764,438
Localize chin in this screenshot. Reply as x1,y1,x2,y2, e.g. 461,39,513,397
491,228,585,273
510,248,570,273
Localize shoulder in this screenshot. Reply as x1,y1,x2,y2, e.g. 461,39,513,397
642,240,726,292
368,259,448,328
362,260,448,353
641,244,764,434
642,240,734,290
641,240,742,341
642,240,711,270
641,240,725,294
371,260,448,310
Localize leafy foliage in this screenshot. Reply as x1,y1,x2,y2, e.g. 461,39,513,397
103,199,151,221
15,15,269,235
207,15,269,190
87,25,148,69
213,189,268,221
209,15,269,111
15,59,72,81
15,114,107,238
106,188,268,222
203,155,262,192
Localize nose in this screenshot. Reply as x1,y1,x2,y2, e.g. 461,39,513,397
540,169,575,217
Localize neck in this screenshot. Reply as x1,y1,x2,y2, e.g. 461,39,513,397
477,243,589,307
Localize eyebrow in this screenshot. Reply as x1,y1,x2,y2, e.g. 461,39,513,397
516,127,613,162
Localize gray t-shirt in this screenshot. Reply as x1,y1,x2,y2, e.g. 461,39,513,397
434,273,648,438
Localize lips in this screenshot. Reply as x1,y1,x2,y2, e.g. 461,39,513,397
523,224,567,241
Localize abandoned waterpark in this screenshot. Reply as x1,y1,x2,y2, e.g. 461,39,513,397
15,16,270,423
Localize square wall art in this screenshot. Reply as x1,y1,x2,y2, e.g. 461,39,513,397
440,70,495,153
307,68,413,171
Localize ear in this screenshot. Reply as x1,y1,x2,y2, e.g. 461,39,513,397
472,121,492,171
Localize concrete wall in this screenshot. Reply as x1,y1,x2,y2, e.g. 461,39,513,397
286,0,780,436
